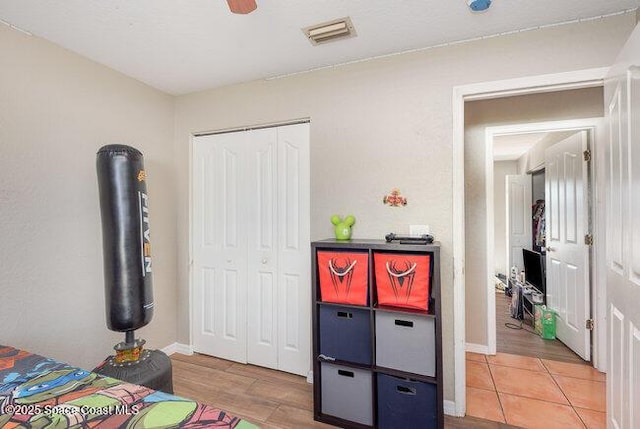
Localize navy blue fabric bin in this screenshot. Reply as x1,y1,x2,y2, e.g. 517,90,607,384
319,305,371,365
377,373,437,428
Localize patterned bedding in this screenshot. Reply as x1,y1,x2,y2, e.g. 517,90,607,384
0,345,257,428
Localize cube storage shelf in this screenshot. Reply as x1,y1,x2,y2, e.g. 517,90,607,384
312,239,443,429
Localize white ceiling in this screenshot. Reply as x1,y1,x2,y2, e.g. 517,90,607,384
1,0,638,95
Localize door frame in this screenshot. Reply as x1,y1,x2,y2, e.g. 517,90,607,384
484,120,602,360
187,118,311,365
452,67,608,416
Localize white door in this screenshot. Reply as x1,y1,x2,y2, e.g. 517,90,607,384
505,175,532,274
274,124,311,376
604,26,640,428
192,123,310,376
246,128,279,370
192,131,248,363
544,132,590,361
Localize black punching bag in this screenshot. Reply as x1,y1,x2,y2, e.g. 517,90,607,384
96,145,154,333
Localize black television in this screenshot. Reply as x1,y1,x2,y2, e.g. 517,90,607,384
522,248,546,296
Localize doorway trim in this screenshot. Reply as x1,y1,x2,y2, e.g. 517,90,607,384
485,119,603,361
452,67,608,416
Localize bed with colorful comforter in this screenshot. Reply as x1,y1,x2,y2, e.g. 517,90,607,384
0,345,257,428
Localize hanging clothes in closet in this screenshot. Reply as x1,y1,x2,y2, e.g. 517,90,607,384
532,199,545,252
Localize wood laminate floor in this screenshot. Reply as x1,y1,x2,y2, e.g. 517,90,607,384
495,291,588,365
171,353,520,428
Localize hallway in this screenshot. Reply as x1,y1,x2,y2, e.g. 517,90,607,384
466,351,605,428
495,291,586,364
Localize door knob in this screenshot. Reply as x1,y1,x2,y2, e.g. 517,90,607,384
545,246,555,252
261,258,268,264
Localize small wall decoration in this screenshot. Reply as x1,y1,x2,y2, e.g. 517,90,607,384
383,188,407,207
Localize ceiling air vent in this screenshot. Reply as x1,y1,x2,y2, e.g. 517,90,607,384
303,17,356,46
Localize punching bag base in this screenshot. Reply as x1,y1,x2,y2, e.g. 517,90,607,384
95,349,173,394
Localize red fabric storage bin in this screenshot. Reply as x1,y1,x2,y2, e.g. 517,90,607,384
374,252,431,310
317,251,368,305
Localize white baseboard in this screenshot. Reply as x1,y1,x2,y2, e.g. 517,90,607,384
465,343,489,355
444,400,460,417
161,343,193,356
306,371,313,384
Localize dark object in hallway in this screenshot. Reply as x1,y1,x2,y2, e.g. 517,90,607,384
496,292,587,364
509,282,523,320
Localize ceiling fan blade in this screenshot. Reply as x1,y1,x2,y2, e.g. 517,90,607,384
226,0,257,14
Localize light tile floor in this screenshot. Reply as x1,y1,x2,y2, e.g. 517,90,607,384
466,351,606,429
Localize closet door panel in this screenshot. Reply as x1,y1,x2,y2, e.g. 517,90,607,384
247,128,279,369
193,133,248,363
277,123,311,376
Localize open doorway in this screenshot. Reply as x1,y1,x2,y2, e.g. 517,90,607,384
461,88,608,425
462,87,605,359
488,125,595,365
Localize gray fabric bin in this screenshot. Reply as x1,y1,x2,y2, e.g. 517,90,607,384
320,362,373,425
375,311,436,376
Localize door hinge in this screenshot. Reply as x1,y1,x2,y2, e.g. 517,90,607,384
584,234,593,246
586,319,594,330
583,150,592,162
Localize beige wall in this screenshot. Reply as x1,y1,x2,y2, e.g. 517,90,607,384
493,161,519,277
175,13,636,400
0,25,177,370
465,88,604,346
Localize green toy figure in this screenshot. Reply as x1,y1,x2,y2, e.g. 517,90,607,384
331,215,355,240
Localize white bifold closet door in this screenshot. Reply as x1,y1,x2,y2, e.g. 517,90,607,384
192,123,310,377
